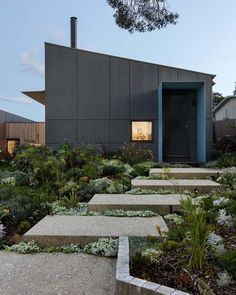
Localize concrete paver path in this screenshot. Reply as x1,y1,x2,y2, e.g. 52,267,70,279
149,167,221,178
0,251,116,295
24,215,168,247
132,178,220,193
88,193,190,214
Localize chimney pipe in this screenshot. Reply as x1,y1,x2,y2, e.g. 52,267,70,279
70,17,77,48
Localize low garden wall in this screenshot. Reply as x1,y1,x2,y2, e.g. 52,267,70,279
116,236,190,295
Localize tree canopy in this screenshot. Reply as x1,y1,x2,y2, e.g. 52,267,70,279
107,0,179,33
213,92,225,109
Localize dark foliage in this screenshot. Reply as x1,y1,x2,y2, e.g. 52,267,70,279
220,249,236,279
107,0,178,33
215,136,236,154
213,92,225,109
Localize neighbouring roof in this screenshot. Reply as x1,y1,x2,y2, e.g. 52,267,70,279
22,91,45,105
213,95,236,114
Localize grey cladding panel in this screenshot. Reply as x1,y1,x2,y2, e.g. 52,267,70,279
197,73,213,118
110,120,130,143
110,58,130,119
159,66,178,82
46,120,77,143
78,51,109,119
205,83,213,119
177,70,198,82
46,45,77,120
206,118,213,143
130,61,158,119
206,142,213,161
77,120,109,144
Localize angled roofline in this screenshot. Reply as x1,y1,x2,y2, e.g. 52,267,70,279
22,91,45,105
45,42,216,79
0,108,34,122
213,95,236,114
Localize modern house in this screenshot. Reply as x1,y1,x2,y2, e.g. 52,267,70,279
0,109,45,157
213,95,236,121
213,95,236,139
24,17,215,163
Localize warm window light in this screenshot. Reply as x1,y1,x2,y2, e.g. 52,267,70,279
132,121,152,141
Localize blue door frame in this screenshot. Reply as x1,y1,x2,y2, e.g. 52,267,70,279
158,82,206,163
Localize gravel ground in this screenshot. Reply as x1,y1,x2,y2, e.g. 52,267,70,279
0,251,116,295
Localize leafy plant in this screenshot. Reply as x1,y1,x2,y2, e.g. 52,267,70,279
59,180,80,209
117,143,153,165
217,153,236,168
133,162,154,176
217,170,236,190
57,142,77,168
83,238,118,257
215,136,236,154
0,171,29,186
181,197,209,270
219,249,236,279
18,220,32,234
5,240,41,254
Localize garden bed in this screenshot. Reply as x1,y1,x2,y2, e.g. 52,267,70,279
128,193,236,295
116,236,189,295
117,231,236,295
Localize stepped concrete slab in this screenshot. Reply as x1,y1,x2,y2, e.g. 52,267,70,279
149,168,221,179
132,179,220,193
88,194,190,215
24,215,168,247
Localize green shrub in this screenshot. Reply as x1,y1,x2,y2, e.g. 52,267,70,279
217,153,236,168
217,170,236,190
130,251,157,279
220,249,236,279
133,162,154,176
18,220,32,234
87,177,124,194
57,142,77,168
117,143,153,165
0,171,29,186
5,240,41,253
0,186,54,226
79,161,102,179
215,136,236,154
166,225,185,242
101,159,126,176
83,238,118,257
160,240,179,251
12,145,54,173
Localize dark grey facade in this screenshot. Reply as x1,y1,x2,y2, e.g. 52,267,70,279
45,43,214,163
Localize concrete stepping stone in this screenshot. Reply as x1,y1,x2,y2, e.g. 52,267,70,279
24,216,168,247
132,178,220,194
149,168,221,179
88,194,191,215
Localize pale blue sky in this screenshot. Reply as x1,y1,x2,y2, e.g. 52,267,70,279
0,0,236,121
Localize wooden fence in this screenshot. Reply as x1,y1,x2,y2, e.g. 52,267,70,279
5,122,45,146
214,118,236,140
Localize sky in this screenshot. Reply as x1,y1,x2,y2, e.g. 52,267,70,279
0,0,236,121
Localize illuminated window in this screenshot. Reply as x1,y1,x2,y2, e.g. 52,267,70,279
7,139,19,157
131,121,153,141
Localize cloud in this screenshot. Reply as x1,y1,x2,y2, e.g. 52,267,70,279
0,94,32,104
21,51,44,75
